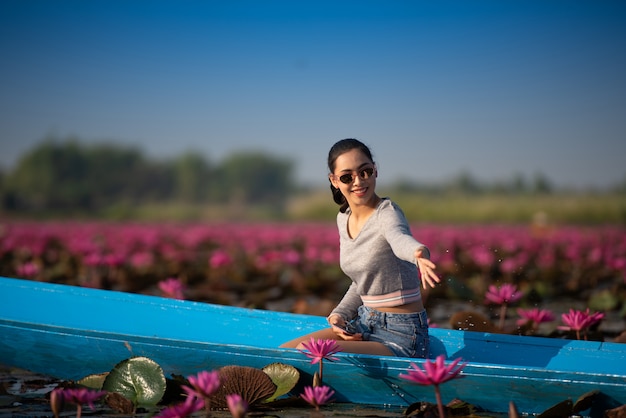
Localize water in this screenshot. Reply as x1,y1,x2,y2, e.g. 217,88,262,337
0,365,502,418
0,365,395,417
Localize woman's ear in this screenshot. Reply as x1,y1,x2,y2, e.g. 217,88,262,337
329,174,339,188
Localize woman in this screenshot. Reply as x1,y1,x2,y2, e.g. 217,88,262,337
280,138,440,358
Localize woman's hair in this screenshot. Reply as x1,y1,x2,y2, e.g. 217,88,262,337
327,138,375,213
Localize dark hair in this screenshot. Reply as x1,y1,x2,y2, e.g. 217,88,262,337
327,138,375,213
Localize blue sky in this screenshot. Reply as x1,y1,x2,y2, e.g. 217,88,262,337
1,0,625,189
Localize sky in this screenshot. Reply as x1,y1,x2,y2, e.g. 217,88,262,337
1,0,625,189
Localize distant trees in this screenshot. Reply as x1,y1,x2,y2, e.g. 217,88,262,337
386,170,554,196
217,152,292,207
172,152,211,203
1,136,622,221
0,138,294,216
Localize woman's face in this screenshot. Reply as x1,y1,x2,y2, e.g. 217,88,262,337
329,148,377,208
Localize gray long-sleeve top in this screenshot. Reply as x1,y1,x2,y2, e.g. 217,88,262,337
329,198,430,321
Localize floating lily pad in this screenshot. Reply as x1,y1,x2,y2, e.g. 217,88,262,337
77,372,109,390
102,356,166,409
262,363,299,402
605,403,626,418
211,365,276,409
589,290,619,311
572,390,599,414
446,398,476,416
538,399,573,418
404,401,440,418
105,391,135,414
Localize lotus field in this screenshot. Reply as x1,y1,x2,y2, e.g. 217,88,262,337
2,221,625,341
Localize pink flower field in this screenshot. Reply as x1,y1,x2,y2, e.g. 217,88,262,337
1,221,625,340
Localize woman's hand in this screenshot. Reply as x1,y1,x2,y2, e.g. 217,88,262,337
415,247,440,289
327,314,362,340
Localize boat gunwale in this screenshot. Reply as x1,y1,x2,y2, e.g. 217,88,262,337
4,276,625,349
2,317,626,383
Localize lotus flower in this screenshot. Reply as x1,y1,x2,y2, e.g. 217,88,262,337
226,393,248,418
16,261,39,278
50,387,106,418
485,283,522,305
558,308,605,340
301,385,335,411
485,283,523,329
154,395,204,418
400,355,465,418
50,387,65,418
298,338,342,384
516,308,554,334
183,370,221,411
158,277,186,300
299,337,342,364
130,251,154,269
209,249,233,269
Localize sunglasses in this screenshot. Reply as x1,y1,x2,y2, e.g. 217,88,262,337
336,167,375,184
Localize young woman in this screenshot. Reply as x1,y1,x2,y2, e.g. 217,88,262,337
280,138,440,358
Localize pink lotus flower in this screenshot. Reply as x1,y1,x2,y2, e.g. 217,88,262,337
182,370,221,412
103,253,124,268
50,387,106,418
298,338,342,384
484,283,522,305
301,385,335,411
558,308,605,340
158,278,186,300
283,248,301,265
209,249,233,269
130,251,154,269
154,395,204,418
184,370,221,399
516,308,555,332
428,318,440,328
471,246,495,269
299,337,342,365
83,252,104,267
226,393,248,418
500,258,520,275
50,387,64,418
16,261,39,278
400,356,465,386
485,283,523,329
400,355,465,418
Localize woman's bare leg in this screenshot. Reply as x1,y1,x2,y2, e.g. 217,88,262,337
280,328,394,356
280,328,338,348
334,340,394,356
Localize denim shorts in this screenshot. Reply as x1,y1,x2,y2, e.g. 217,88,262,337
354,305,430,358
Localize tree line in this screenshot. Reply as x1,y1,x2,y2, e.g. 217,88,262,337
0,139,293,217
1,138,624,219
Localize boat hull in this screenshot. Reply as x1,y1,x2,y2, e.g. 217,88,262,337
1,277,625,415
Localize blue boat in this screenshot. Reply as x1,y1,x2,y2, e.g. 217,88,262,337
1,276,624,416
